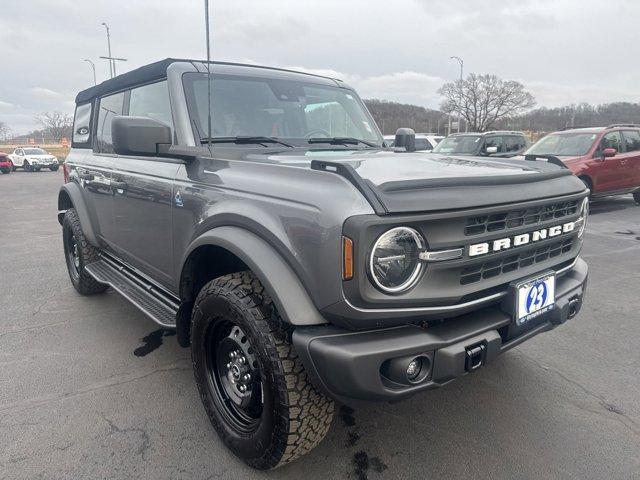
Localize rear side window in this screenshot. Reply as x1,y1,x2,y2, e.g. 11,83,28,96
95,92,125,154
622,130,640,152
129,81,174,132
505,135,526,152
72,103,93,147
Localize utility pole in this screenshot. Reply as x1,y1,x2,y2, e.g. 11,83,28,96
450,56,464,132
100,22,127,77
84,59,97,85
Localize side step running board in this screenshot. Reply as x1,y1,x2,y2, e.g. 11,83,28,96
85,257,178,329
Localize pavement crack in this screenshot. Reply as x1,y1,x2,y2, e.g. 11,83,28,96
102,415,151,460
0,361,190,415
516,350,640,438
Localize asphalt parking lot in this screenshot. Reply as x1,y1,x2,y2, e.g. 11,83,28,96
1,170,639,480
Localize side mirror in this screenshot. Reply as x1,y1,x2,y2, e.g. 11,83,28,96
485,146,498,155
602,147,617,158
112,116,172,156
394,128,416,152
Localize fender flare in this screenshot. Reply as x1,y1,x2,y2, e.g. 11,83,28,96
182,226,327,326
57,183,99,246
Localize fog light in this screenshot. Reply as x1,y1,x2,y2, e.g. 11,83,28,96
406,358,422,381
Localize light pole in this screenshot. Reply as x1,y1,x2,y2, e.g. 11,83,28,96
101,22,113,78
84,59,97,85
450,55,464,132
100,22,127,78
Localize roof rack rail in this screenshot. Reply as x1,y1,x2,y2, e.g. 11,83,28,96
605,123,640,129
559,125,597,131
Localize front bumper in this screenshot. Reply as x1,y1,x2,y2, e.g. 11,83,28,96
293,258,587,404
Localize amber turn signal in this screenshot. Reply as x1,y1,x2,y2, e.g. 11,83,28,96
342,236,354,280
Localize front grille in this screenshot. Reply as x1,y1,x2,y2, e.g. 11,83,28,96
460,238,574,285
464,200,579,236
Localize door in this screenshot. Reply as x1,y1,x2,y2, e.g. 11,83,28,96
592,131,625,193
78,91,126,247
620,130,640,189
110,80,178,288
11,148,25,167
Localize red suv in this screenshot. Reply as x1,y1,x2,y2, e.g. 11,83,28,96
0,152,12,174
524,124,640,203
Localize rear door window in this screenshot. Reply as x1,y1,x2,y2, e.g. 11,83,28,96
505,135,526,152
95,92,125,154
622,130,640,153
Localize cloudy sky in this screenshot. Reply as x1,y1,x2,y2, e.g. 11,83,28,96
1,0,638,134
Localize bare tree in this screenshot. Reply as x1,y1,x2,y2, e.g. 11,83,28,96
439,74,536,132
0,121,10,142
34,111,73,142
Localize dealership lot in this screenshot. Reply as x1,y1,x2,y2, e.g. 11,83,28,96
1,171,639,480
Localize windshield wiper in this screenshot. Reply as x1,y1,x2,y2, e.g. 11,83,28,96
308,137,380,148
201,136,294,147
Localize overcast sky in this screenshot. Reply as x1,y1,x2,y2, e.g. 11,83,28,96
1,0,639,134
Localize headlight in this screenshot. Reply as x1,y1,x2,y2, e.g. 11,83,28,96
578,197,589,238
369,227,425,293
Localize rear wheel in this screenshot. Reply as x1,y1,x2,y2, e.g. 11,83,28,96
62,208,108,295
191,272,334,470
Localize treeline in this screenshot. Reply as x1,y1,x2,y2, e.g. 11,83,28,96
496,102,640,132
366,99,640,135
364,99,448,135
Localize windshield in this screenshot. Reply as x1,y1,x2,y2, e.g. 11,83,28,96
525,132,598,156
432,135,481,154
23,148,47,155
183,73,382,147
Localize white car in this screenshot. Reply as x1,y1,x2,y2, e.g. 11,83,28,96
9,147,59,172
384,133,445,152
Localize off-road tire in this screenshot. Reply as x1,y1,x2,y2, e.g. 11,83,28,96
633,190,640,204
24,161,32,172
50,164,59,171
191,271,334,470
62,208,108,295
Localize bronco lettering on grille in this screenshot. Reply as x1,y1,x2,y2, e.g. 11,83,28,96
468,221,576,257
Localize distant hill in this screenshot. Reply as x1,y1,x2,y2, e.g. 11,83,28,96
364,99,447,135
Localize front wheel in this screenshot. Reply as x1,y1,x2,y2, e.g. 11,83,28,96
191,272,334,470
50,164,59,171
634,190,640,204
24,161,32,172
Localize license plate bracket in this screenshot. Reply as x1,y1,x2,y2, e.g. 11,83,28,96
514,272,556,326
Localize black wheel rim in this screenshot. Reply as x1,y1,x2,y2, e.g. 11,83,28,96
205,319,263,433
64,225,80,280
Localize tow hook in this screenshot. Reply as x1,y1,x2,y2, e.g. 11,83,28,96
567,297,580,319
465,343,486,372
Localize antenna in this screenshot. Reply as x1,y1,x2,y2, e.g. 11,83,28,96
204,0,212,148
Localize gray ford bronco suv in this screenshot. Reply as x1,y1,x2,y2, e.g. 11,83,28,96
59,58,589,469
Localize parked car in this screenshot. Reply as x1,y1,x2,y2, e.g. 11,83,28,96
0,153,12,174
384,133,444,151
59,58,589,469
523,125,640,203
432,131,528,157
9,146,59,172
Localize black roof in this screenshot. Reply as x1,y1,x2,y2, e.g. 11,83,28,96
75,58,342,104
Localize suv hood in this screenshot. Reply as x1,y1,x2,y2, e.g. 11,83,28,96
257,149,586,214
